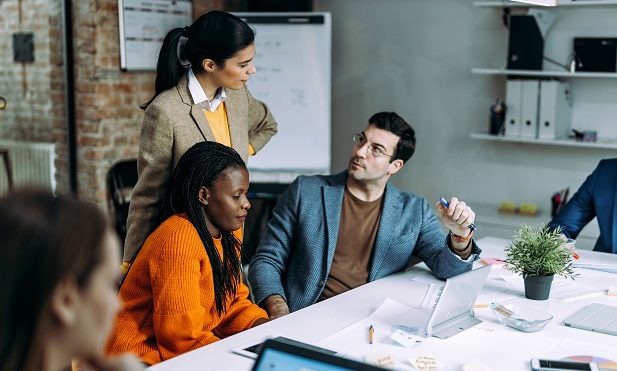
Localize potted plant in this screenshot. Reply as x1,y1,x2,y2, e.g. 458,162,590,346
505,225,577,300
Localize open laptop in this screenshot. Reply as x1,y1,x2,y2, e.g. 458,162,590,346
563,303,617,336
251,337,388,371
233,336,336,360
404,264,492,339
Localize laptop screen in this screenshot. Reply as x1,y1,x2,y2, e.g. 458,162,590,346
431,264,491,325
251,338,387,371
253,348,352,371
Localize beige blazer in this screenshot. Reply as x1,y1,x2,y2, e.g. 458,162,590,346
123,75,277,261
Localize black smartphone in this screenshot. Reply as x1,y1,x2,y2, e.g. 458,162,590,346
530,358,599,371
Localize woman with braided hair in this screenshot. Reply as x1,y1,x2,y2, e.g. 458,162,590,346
123,10,277,268
105,142,268,365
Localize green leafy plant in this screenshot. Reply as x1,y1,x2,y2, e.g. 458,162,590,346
505,224,577,279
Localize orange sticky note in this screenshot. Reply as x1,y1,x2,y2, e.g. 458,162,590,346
481,258,505,266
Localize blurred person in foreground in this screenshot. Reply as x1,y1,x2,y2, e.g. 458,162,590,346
0,190,144,371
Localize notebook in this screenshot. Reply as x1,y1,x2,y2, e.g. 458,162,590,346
404,264,492,339
251,337,388,371
563,303,617,336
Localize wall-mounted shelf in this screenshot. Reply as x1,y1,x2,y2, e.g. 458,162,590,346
472,68,617,78
473,0,617,7
472,202,600,250
470,132,617,149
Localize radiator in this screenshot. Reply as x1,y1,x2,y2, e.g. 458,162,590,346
0,140,56,195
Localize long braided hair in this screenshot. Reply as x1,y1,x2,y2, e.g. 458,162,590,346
159,141,246,315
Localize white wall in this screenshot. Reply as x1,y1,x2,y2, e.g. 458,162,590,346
314,0,616,218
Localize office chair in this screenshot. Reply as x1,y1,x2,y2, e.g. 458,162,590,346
242,182,289,302
242,182,290,264
0,149,13,192
107,159,138,242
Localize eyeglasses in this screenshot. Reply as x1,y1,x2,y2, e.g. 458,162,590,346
352,133,394,158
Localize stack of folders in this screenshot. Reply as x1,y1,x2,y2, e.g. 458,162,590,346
504,79,572,139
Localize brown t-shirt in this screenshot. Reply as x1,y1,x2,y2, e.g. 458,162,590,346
319,187,383,301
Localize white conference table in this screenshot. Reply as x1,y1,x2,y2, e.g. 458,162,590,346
149,237,617,370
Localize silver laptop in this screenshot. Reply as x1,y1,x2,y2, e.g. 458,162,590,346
251,337,388,371
428,264,492,338
402,264,492,339
563,303,617,336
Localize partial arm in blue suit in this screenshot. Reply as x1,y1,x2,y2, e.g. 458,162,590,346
548,163,600,239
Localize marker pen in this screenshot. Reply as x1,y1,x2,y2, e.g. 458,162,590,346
439,197,477,232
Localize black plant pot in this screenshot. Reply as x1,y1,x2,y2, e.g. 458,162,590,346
524,274,554,300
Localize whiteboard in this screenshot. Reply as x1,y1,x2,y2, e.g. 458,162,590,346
118,0,192,71
237,13,332,182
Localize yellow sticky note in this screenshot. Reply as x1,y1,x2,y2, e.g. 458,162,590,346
365,354,396,368
409,354,443,370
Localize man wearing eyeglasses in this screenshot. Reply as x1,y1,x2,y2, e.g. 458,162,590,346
249,112,481,319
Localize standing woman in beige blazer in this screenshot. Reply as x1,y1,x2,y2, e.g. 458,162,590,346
123,10,277,266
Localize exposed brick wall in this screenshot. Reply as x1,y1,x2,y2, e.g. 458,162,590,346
72,0,150,205
0,0,150,203
0,0,70,192
1,0,242,208
0,0,58,142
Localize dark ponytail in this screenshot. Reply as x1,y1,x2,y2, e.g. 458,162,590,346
142,11,255,109
141,27,186,109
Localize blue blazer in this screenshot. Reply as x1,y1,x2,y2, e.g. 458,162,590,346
248,171,480,312
549,158,617,254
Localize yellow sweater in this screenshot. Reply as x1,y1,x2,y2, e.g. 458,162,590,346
205,103,255,155
105,215,267,365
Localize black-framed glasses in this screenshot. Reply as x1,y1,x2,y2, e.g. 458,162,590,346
352,133,394,158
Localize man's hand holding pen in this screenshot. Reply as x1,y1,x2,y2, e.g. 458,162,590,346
436,197,476,237
436,197,476,256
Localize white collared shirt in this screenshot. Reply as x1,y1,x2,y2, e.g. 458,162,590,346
187,69,226,112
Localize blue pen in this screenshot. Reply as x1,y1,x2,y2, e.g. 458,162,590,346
439,197,477,232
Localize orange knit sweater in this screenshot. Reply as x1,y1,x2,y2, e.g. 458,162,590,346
105,214,268,365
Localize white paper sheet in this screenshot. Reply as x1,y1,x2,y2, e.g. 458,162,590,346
414,327,563,370
318,298,430,370
496,272,606,302
318,298,565,371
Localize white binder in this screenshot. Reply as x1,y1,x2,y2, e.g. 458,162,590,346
504,80,523,137
538,80,572,139
520,80,540,138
